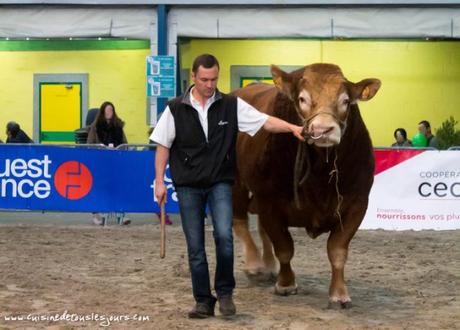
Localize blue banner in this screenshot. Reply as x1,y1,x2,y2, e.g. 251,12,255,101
0,145,179,213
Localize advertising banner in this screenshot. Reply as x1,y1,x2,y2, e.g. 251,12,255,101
2,145,459,231
0,145,179,213
361,149,460,230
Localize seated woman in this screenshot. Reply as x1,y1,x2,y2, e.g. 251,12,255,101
87,101,127,147
391,128,412,147
87,101,130,225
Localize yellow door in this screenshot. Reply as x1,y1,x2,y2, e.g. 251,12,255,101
40,83,81,143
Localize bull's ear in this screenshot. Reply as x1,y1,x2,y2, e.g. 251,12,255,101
351,79,381,102
271,65,295,100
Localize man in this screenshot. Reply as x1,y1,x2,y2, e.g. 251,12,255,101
418,120,438,148
151,54,304,319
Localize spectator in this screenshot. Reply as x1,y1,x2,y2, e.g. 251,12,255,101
391,128,412,147
6,122,33,143
87,101,127,147
87,101,130,225
418,120,438,148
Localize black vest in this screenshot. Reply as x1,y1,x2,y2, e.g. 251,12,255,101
169,88,238,188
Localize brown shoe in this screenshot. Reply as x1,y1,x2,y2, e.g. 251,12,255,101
188,303,215,319
218,296,236,316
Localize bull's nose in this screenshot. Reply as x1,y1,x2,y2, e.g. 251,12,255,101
310,124,334,138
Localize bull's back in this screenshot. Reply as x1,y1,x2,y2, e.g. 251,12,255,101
232,83,279,193
233,83,278,116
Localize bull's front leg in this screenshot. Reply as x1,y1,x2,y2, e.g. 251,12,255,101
259,210,297,296
258,217,277,279
326,205,364,309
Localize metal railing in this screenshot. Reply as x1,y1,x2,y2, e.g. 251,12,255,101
374,146,438,150
116,143,156,151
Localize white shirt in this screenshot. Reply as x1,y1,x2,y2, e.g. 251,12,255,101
150,88,269,148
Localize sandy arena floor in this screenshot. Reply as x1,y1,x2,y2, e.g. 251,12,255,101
0,217,458,329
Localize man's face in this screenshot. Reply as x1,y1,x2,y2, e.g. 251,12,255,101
191,65,219,99
418,123,427,136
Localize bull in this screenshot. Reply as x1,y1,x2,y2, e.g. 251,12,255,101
232,63,381,308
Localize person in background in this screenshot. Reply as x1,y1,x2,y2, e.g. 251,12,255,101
87,101,130,225
418,120,438,148
148,127,173,225
6,122,33,143
391,128,412,147
87,101,127,147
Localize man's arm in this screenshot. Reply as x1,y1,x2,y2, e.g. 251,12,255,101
236,97,304,141
155,144,170,206
263,115,305,141
150,105,175,206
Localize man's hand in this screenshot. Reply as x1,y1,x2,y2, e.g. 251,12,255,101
291,124,306,141
155,181,167,206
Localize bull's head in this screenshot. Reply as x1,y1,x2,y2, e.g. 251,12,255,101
271,64,381,147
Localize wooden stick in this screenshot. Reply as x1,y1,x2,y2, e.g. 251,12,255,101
160,203,166,259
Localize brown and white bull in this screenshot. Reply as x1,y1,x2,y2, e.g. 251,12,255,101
232,63,381,308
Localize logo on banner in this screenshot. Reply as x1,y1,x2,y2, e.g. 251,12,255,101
54,161,93,200
0,155,52,199
0,155,92,200
418,171,460,199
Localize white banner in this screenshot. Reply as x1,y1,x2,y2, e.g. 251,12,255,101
361,150,460,231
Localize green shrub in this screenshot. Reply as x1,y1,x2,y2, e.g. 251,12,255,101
435,116,460,150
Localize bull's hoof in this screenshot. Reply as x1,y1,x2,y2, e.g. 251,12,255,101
274,282,298,296
327,300,352,309
244,269,276,284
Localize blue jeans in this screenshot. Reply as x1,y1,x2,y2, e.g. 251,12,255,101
175,182,235,306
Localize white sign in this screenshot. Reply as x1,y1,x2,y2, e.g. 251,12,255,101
362,150,460,230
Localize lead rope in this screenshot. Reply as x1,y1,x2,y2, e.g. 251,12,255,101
293,141,306,209
328,149,344,232
294,138,311,209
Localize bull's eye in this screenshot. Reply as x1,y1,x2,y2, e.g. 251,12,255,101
343,98,350,106
297,91,311,111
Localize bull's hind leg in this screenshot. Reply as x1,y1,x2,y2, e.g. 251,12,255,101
326,205,364,309
259,212,297,296
233,181,267,280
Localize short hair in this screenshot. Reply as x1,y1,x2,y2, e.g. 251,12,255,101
192,54,219,73
6,121,20,138
394,128,407,140
418,120,431,129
